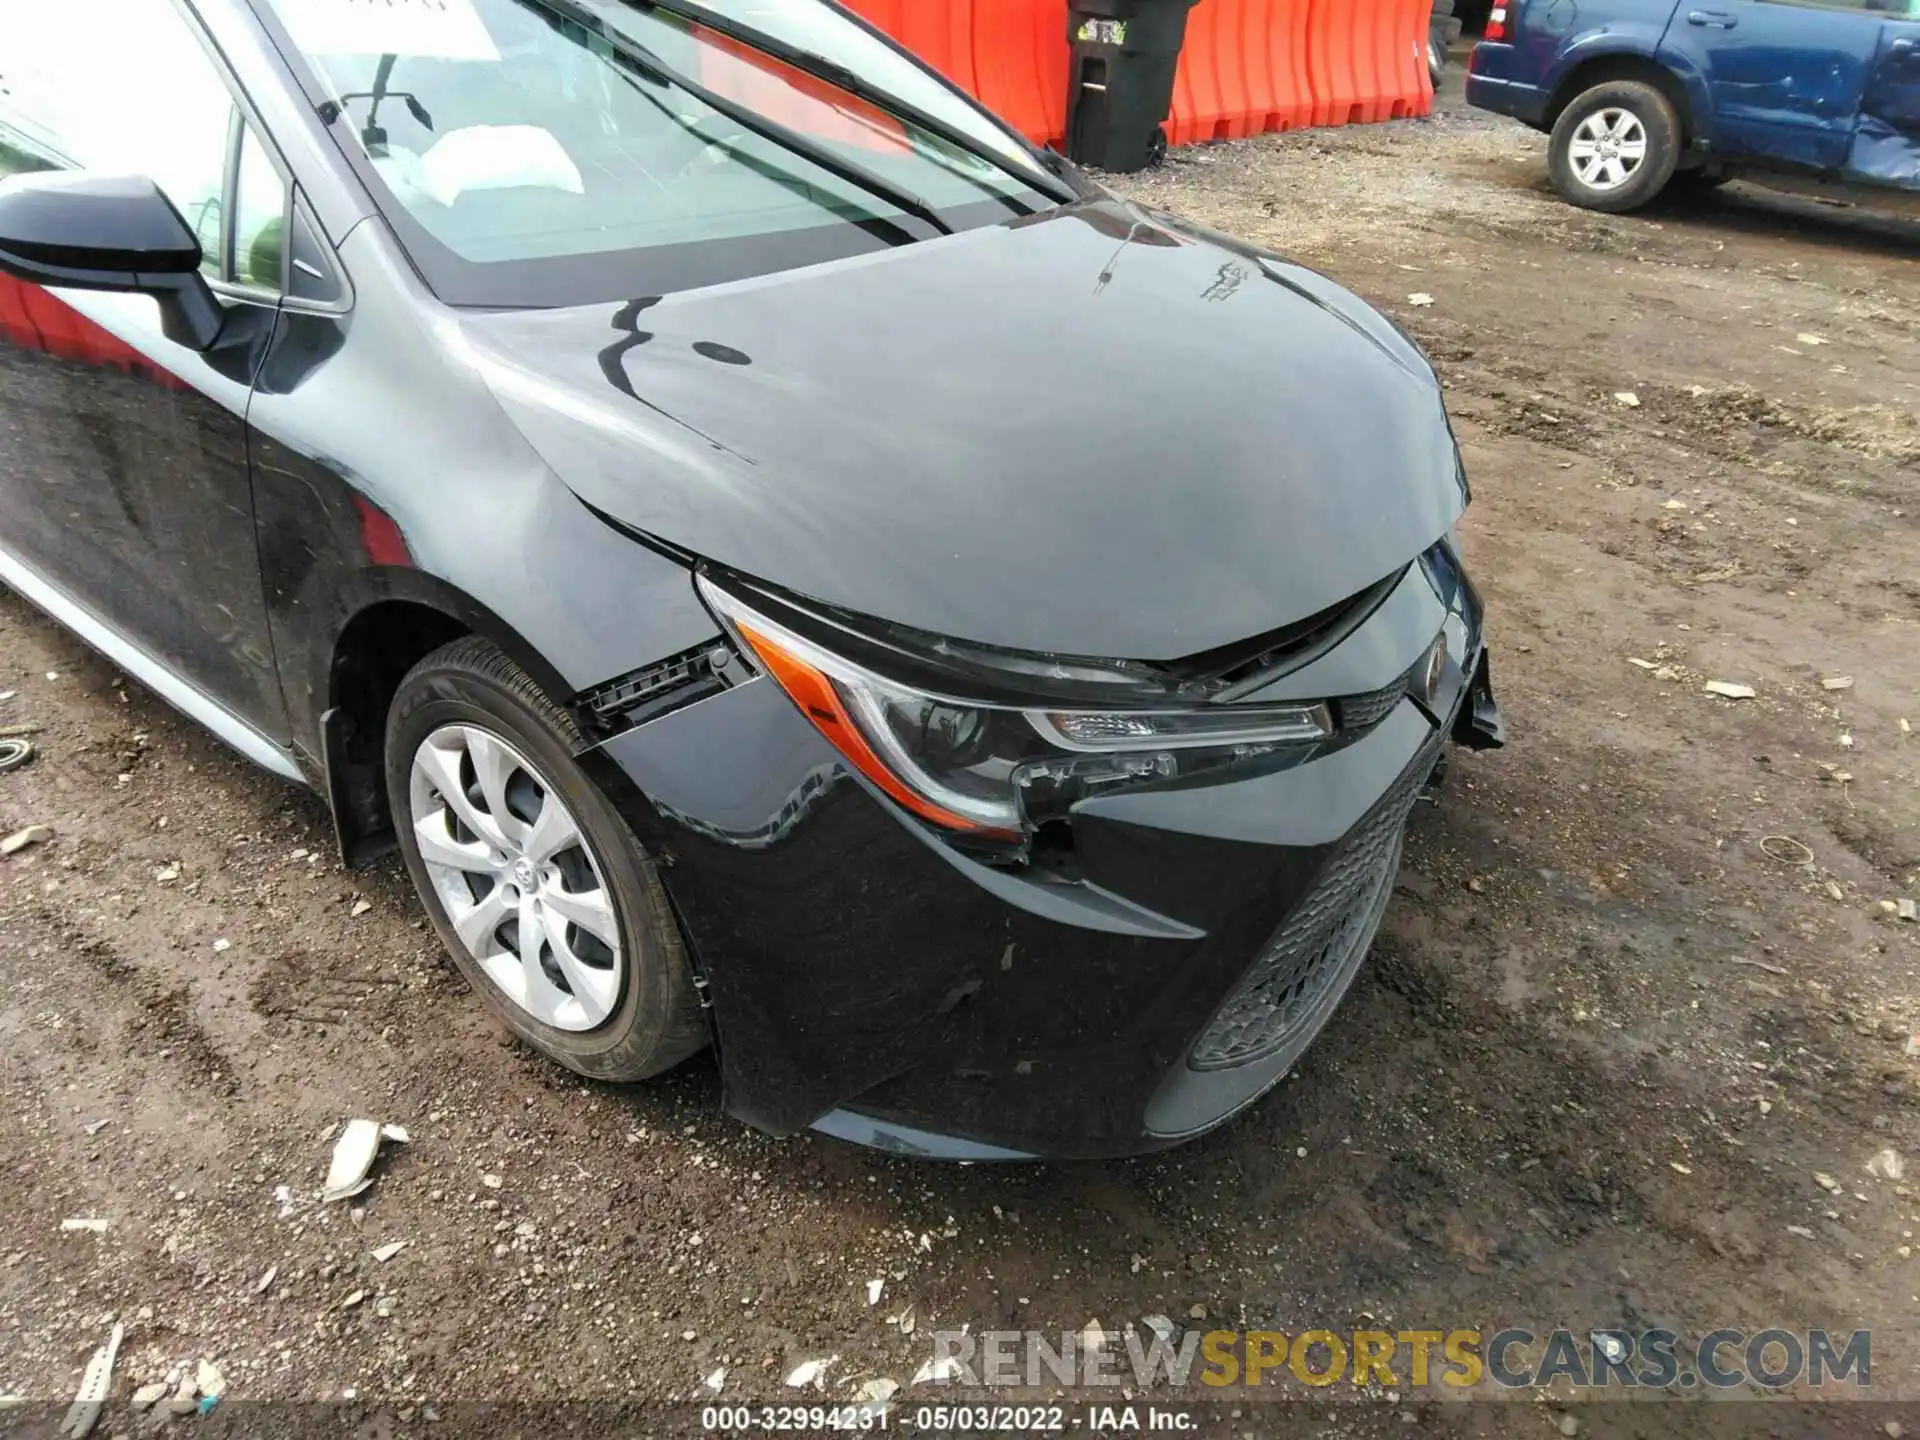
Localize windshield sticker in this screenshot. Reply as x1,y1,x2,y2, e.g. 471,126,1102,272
276,0,500,60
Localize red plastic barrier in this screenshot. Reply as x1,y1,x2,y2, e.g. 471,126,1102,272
698,26,908,150
841,0,1429,153
841,0,1067,148
1168,0,1315,145
1302,0,1431,128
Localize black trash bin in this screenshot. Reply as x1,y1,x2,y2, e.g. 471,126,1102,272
1063,0,1200,173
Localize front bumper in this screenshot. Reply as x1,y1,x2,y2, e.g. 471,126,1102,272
591,547,1500,1160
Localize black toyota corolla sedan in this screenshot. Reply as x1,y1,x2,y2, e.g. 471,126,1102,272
0,0,1500,1159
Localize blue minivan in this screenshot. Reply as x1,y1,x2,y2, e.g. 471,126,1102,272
1466,0,1920,211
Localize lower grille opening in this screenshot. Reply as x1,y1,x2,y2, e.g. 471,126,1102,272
1188,738,1438,1071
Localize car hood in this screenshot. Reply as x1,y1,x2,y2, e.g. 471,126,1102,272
460,199,1465,661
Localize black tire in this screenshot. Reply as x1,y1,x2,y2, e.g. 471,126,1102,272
1428,29,1446,88
1547,79,1681,214
386,636,708,1082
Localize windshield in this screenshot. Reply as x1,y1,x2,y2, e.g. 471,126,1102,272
256,0,1056,306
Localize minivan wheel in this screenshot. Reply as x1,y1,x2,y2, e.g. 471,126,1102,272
386,636,707,1081
1548,80,1680,213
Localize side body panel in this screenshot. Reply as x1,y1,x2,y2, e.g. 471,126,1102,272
245,227,723,769
1659,0,1882,169
0,278,289,742
1852,15,1920,189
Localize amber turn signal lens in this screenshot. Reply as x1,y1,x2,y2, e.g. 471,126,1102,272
733,618,1013,835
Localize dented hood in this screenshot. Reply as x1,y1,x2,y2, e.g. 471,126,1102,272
461,200,1466,661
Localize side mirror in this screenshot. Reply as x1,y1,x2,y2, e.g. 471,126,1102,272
0,172,225,352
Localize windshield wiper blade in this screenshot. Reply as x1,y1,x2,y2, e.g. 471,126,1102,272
626,0,1077,209
537,0,953,236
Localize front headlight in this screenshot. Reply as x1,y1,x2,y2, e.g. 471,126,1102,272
697,574,1333,841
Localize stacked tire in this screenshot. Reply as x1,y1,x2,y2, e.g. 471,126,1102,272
1429,0,1464,88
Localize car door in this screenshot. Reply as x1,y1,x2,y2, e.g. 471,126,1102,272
0,0,292,744
1661,0,1885,168
1852,4,1920,186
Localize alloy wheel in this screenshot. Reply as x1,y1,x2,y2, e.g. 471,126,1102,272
408,723,622,1031
1568,108,1647,193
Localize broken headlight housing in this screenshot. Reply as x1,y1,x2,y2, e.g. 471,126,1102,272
697,573,1333,842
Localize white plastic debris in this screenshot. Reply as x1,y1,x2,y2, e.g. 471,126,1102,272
255,1265,278,1295
1900,899,1918,923
1,824,52,856
350,899,373,917
1406,292,1434,307
212,938,231,953
321,1119,410,1204
1703,681,1756,700
165,1376,198,1415
196,1360,226,1400
1613,391,1640,408
856,1378,900,1412
371,1241,407,1262
340,1289,367,1310
81,1119,110,1137
784,1356,836,1389
481,1172,503,1189
1868,1149,1905,1182
703,1366,727,1393
1796,333,1829,347
866,1278,884,1306
57,1320,122,1438
60,1218,111,1233
1823,676,1855,691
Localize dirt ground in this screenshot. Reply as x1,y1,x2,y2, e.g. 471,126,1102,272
5,77,1920,1440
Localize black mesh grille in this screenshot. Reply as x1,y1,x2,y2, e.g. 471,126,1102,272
1188,737,1438,1071
1335,677,1408,732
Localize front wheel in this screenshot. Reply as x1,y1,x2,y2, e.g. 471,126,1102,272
386,636,708,1081
1548,80,1681,213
